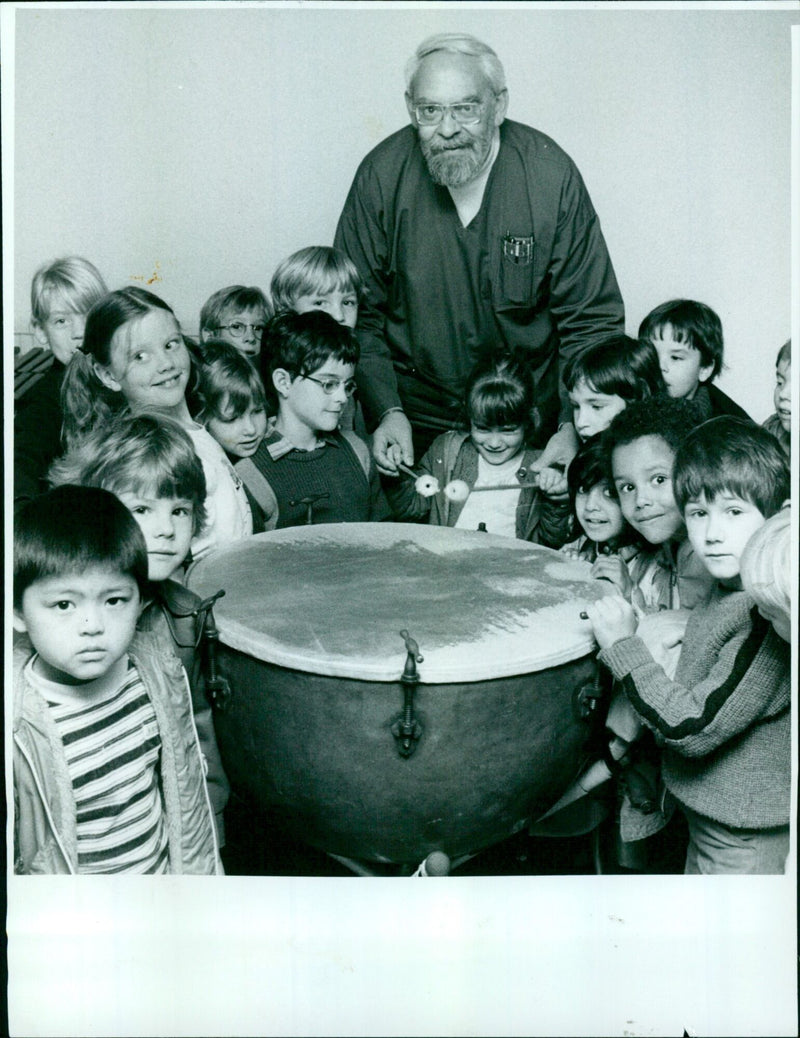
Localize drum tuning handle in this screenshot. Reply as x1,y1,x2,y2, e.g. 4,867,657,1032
399,628,424,667
193,589,231,711
572,667,606,723
392,630,424,757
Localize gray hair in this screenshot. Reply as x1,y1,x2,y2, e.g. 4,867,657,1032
405,33,507,97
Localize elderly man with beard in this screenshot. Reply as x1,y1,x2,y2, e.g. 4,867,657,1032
335,33,625,475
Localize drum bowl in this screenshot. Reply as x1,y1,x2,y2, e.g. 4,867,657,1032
212,646,599,865
189,524,609,867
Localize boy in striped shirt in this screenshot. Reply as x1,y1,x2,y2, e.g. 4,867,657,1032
13,485,221,874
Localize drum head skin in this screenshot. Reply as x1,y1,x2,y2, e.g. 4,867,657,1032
189,523,610,684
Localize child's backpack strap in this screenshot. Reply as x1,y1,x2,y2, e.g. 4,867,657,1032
340,429,372,479
235,457,279,530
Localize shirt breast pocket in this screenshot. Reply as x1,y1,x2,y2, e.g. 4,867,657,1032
493,233,540,310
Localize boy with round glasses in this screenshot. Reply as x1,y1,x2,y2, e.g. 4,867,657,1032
199,284,270,359
236,311,389,528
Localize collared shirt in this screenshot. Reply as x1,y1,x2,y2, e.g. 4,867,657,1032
242,423,390,528
260,423,340,461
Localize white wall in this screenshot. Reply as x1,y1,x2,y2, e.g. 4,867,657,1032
9,5,798,420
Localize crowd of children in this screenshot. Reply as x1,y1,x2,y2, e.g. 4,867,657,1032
12,249,793,876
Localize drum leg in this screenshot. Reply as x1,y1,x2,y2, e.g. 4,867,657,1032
591,825,604,875
410,851,451,877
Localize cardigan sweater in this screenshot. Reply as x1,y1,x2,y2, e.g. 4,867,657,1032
599,589,790,829
237,425,390,529
386,430,571,546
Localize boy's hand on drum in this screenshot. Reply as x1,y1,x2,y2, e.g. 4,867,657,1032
372,411,414,476
590,555,633,599
535,466,568,498
585,595,637,650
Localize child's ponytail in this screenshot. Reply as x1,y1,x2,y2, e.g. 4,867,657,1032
60,348,123,449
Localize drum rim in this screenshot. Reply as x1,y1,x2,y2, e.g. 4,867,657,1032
188,523,604,681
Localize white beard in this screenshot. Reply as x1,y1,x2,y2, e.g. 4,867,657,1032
420,138,490,188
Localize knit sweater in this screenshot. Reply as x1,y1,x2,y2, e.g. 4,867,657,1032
599,589,790,829
237,425,390,529
386,431,571,545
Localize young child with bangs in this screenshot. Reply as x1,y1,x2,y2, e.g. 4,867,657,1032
237,310,389,529
47,410,231,843
191,339,270,532
638,299,750,421
563,334,666,443
386,351,571,544
199,285,270,359
587,417,790,873
270,246,365,436
603,396,715,615
192,338,270,459
270,246,361,329
14,256,108,515
61,286,253,559
560,436,643,609
13,485,222,874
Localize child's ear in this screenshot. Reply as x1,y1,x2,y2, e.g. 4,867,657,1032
12,609,29,634
698,361,715,385
93,361,123,393
31,321,49,348
272,368,292,399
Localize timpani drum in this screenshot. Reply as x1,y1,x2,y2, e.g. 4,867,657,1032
188,523,610,867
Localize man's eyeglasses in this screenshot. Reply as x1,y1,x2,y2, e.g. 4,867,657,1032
303,374,358,397
413,101,485,126
217,321,265,339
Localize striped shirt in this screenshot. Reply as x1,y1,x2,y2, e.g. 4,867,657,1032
27,655,169,874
